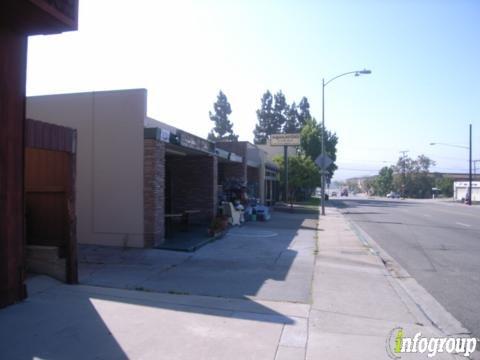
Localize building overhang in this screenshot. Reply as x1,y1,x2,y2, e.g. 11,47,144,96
215,148,243,164
2,0,79,35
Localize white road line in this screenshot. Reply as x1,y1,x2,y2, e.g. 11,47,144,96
423,214,432,218
455,222,471,228
422,206,480,220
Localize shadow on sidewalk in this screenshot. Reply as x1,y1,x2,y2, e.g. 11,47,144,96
76,211,318,322
0,211,315,359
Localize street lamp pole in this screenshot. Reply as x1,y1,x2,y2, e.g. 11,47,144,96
469,124,472,205
320,69,371,216
321,78,326,215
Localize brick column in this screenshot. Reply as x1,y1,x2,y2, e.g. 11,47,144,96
143,139,166,247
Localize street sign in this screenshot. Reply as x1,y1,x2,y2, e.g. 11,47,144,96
315,154,333,170
270,133,301,146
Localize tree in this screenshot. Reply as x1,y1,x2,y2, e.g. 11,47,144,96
373,166,394,196
435,176,454,197
297,96,311,128
392,155,436,198
272,90,288,132
207,90,238,141
362,177,376,195
273,154,320,201
300,118,338,181
283,102,299,134
253,90,279,144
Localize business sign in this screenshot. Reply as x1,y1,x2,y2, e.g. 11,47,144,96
454,181,480,188
160,129,170,143
179,130,214,153
269,133,301,146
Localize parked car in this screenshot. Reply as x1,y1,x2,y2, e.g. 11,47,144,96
341,189,348,197
386,191,400,199
331,191,337,197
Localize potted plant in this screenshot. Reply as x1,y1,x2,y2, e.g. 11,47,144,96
208,215,229,238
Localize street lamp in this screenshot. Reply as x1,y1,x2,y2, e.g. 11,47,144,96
320,69,372,216
430,124,473,205
429,142,468,150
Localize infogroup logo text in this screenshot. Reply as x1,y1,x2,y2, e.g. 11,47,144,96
386,327,478,358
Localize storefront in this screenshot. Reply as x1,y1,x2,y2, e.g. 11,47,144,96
454,181,480,202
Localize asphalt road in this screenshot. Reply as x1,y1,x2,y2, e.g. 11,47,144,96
333,197,480,338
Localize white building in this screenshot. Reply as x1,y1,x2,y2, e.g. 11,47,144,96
453,181,480,202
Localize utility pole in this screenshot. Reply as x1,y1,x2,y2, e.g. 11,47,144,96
284,145,288,204
399,150,409,198
468,124,472,205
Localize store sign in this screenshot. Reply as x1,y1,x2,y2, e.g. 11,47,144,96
454,181,480,187
160,129,170,143
179,131,213,153
270,133,301,146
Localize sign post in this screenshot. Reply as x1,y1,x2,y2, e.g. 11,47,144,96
315,154,333,215
269,134,301,203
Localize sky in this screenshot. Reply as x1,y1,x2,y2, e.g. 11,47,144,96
27,0,480,180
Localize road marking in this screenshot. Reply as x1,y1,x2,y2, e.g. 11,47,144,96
421,206,480,220
423,214,432,218
455,222,471,228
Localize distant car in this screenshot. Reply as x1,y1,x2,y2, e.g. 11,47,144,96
331,191,337,197
341,189,348,197
386,192,400,199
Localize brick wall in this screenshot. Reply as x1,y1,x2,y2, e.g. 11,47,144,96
220,162,246,183
168,155,217,222
143,139,165,247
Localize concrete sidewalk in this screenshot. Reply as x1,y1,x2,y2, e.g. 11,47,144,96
308,207,477,359
0,207,477,359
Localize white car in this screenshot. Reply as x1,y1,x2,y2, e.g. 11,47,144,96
386,192,400,199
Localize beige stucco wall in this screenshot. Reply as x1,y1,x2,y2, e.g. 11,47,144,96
27,89,147,247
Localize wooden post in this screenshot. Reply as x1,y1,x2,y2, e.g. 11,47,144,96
0,30,28,307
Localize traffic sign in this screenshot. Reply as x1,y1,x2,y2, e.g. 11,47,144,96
315,154,333,170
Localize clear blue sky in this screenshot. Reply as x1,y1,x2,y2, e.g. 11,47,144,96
27,0,480,180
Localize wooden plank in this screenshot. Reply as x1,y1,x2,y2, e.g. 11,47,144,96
24,147,77,284
66,150,77,284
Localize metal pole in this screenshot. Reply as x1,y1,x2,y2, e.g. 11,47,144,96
468,124,472,205
399,150,408,198
321,78,326,216
284,145,288,204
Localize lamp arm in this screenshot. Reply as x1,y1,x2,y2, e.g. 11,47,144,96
324,71,362,87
